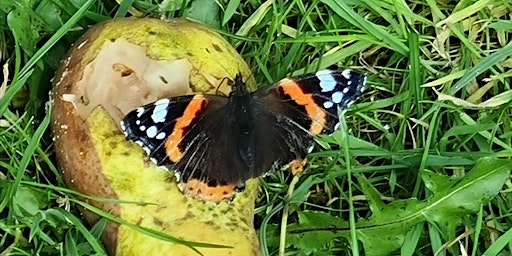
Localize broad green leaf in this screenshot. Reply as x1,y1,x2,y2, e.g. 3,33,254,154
424,158,511,235
421,170,461,194
186,0,221,29
7,4,47,57
287,211,348,254
356,173,385,215
285,158,512,256
13,186,49,216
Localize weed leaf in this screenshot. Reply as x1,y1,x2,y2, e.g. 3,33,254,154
285,158,512,255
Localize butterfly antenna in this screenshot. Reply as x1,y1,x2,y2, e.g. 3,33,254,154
215,76,232,96
208,54,242,95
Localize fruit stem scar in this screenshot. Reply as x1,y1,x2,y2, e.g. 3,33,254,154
165,95,206,162
278,79,326,134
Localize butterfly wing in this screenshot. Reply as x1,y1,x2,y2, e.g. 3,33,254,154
255,69,367,134
249,69,367,172
121,94,251,201
120,69,366,202
120,95,225,168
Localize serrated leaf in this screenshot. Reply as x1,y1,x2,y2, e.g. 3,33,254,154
287,211,348,254
425,158,511,235
356,173,385,216
285,158,512,256
421,170,461,194
7,4,47,57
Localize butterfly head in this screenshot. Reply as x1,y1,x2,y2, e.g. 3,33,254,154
229,73,250,97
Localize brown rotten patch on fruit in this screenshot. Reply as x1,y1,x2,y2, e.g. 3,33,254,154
51,17,260,256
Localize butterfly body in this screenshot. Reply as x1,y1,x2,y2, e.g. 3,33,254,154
120,69,367,202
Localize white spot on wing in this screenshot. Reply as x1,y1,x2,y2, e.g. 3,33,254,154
342,87,350,94
361,76,368,92
136,108,145,118
139,125,146,131
155,98,170,105
135,120,141,125
316,70,332,76
331,91,344,103
316,70,337,92
146,126,157,138
151,99,169,123
342,69,352,79
323,101,334,108
156,132,166,140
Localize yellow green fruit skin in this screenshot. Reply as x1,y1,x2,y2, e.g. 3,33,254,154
81,17,255,94
89,108,260,255
51,17,261,256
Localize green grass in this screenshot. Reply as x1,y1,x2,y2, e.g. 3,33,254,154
1,0,512,255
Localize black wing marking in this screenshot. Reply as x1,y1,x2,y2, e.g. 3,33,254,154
170,104,248,185
246,69,367,173
120,95,227,168
169,102,311,186
255,69,367,134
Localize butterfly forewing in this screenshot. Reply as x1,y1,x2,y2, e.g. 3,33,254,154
255,69,367,135
121,95,226,167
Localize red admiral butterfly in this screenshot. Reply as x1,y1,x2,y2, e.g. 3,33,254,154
120,69,366,202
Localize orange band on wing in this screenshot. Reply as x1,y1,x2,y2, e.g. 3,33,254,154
165,95,206,162
278,79,327,134
289,158,307,175
181,179,237,202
